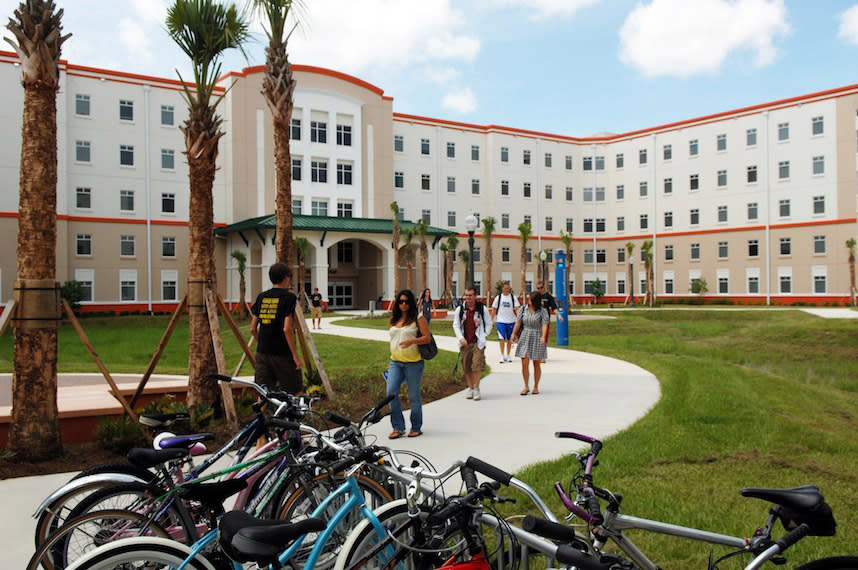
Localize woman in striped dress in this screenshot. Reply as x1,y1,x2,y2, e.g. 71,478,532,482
512,292,549,395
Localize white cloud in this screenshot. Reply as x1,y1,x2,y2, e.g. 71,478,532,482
424,66,461,85
838,5,858,45
498,0,602,20
118,17,154,64
131,0,168,27
618,0,790,78
441,87,477,114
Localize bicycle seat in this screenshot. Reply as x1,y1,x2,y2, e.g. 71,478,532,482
127,447,188,469
740,485,823,511
157,433,214,449
218,510,327,565
139,412,190,428
177,479,247,514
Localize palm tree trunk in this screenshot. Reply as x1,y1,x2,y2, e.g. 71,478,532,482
238,273,247,319
850,258,856,306
10,82,62,460
520,247,527,297
420,242,428,293
406,248,414,292
485,246,492,305
299,258,305,309
447,249,455,303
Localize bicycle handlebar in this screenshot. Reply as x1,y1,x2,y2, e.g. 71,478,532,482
426,481,501,525
522,515,577,543
465,456,512,486
554,545,613,570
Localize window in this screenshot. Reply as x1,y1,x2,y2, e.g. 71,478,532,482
689,139,698,156
778,160,790,179
421,209,431,224
292,198,302,214
161,149,175,170
119,99,134,121
718,205,728,223
640,214,648,230
290,118,301,140
421,174,431,191
616,153,624,168
596,249,607,263
545,185,552,199
120,144,134,166
523,215,532,227
748,276,760,294
162,236,176,257
583,156,593,171
471,179,480,195
583,187,593,202
523,150,531,165
746,239,759,257
717,170,727,187
639,181,648,197
663,144,672,160
812,156,824,175
639,148,647,165
595,156,605,170
292,158,302,181
447,142,455,158
812,116,824,136
690,208,699,225
162,277,177,301
336,163,353,185
617,216,625,232
161,192,175,213
640,279,647,295
502,247,510,263
337,242,354,263
394,135,404,152
780,238,791,256
337,202,354,218
596,218,606,232
690,174,699,191
446,176,456,193
664,211,673,228
545,217,553,231
566,218,573,232
778,122,789,141
120,235,135,257
523,183,531,198
501,180,509,196
583,218,593,233
159,104,174,126
691,243,700,259
665,245,674,261
618,248,626,263
779,199,790,218
584,250,594,264
500,146,509,162
76,140,91,162
665,278,674,294
716,134,726,151
76,187,91,209
565,155,573,170
472,247,481,263
813,195,825,214
76,271,93,302
566,187,574,201
780,275,792,293
336,124,352,146
394,171,404,189
75,94,90,116
76,234,92,256
399,207,405,220
120,276,137,302
664,178,672,194
616,184,625,200
814,235,826,254
719,277,729,294
311,160,328,183
311,200,328,216
471,145,480,161
718,241,728,258
311,121,327,143
747,165,758,183
526,248,533,263
746,128,757,146
120,190,134,211
502,213,510,229
747,202,758,221
447,211,456,227
617,279,625,294
595,187,605,202
814,275,827,294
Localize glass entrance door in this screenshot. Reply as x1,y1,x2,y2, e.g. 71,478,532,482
327,282,354,309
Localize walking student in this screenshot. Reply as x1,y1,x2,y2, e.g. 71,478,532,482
310,287,324,330
490,281,520,363
250,263,303,394
419,288,433,325
536,281,563,359
386,289,432,439
453,287,493,401
511,292,549,395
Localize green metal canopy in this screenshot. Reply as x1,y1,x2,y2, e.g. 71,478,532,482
215,213,455,238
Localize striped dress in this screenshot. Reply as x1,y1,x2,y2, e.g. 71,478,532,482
515,308,549,361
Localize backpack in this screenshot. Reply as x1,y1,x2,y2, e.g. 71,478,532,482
458,302,487,332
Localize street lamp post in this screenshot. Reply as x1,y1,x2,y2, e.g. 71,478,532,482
629,255,635,306
539,250,547,287
465,214,478,291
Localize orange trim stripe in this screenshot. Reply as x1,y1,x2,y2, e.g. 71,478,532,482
1,212,226,228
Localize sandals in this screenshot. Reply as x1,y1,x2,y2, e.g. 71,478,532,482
532,389,540,395
407,431,422,438
388,431,404,440
520,389,530,396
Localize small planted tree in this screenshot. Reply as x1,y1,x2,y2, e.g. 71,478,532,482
230,250,248,319
415,219,429,293
640,240,654,307
847,237,856,307
591,278,605,304
295,236,309,308
458,249,471,289
403,227,416,292
390,201,400,297
691,277,709,295
445,235,459,305
518,222,532,297
481,216,496,306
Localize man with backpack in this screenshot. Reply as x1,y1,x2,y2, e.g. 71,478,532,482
490,281,520,363
452,287,493,401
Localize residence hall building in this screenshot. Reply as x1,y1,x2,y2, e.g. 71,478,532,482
0,50,856,311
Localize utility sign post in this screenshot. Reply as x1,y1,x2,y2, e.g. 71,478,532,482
554,250,569,346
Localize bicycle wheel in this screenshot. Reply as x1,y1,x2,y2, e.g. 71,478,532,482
28,509,169,570
64,537,214,570
795,557,858,570
34,480,129,551
71,462,156,483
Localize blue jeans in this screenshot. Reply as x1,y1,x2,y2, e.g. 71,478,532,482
386,359,425,433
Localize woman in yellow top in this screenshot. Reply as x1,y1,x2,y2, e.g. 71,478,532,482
387,289,431,439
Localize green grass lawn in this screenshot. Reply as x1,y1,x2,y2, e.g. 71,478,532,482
342,310,858,566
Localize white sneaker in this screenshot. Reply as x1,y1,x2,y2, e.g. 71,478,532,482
499,356,506,364
473,388,481,401
465,389,473,399
505,355,512,362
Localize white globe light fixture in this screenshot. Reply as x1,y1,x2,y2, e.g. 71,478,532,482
464,214,478,233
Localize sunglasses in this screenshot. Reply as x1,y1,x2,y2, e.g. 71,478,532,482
398,299,409,304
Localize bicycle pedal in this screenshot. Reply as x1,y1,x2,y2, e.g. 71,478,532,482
770,556,787,565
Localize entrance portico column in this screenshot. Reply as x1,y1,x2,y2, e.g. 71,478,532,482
311,245,329,305
384,247,395,307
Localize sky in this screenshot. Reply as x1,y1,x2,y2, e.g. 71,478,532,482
4,0,858,136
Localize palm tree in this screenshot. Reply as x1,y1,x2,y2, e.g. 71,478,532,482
481,217,496,305
640,240,654,307
5,0,70,461
625,241,635,304
458,249,471,289
415,219,429,292
166,0,249,408
295,236,309,309
517,223,532,297
847,237,857,307
560,230,573,304
446,235,459,305
247,0,299,266
403,227,416,292
390,201,400,298
230,250,248,319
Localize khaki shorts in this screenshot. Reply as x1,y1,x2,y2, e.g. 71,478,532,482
310,306,322,319
460,343,485,374
255,352,302,394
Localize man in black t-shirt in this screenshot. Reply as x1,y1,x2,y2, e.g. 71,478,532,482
536,282,564,359
309,287,324,330
250,263,303,394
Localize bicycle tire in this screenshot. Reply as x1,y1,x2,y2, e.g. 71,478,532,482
34,480,128,551
71,462,155,483
27,509,169,570
795,557,858,570
64,537,215,570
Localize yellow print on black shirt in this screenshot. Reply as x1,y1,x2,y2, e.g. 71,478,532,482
259,297,279,324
